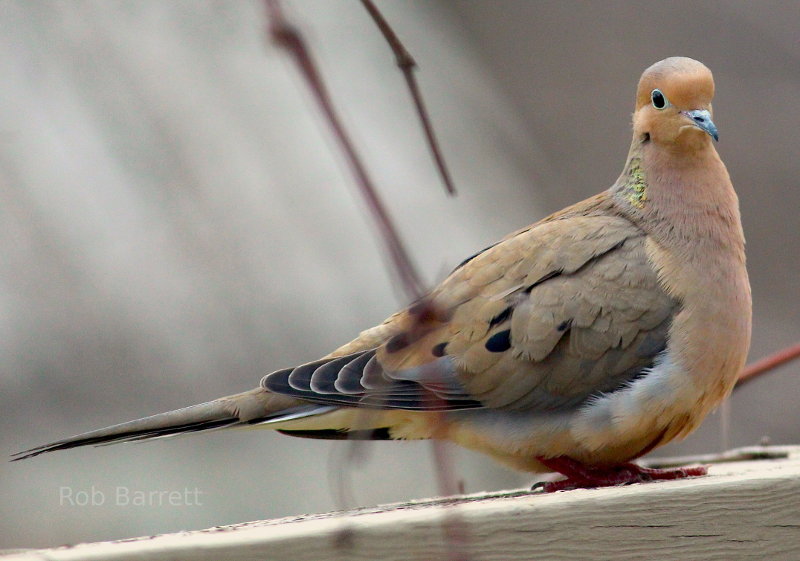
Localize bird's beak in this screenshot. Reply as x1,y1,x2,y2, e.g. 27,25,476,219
683,109,719,141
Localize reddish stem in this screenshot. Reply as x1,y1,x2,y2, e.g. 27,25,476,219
265,0,425,301
735,342,800,390
360,0,456,196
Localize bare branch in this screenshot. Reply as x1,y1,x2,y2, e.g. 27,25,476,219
430,436,473,561
360,0,456,196
264,7,472,557
735,341,800,390
265,0,426,301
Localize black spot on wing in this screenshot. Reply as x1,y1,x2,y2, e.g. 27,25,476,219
557,318,573,332
489,306,513,327
385,332,411,353
431,342,448,357
485,329,512,353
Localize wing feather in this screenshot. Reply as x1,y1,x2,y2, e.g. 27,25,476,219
262,199,676,415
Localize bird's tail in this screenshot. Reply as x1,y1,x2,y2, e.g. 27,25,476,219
11,388,332,461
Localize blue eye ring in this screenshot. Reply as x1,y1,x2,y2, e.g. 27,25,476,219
651,89,668,110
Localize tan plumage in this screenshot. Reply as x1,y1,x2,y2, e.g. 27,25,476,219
13,57,752,490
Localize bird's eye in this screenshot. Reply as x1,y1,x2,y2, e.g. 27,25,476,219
651,89,668,110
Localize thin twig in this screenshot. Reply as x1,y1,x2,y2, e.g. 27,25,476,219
735,341,800,390
265,0,425,301
360,0,456,196
430,437,473,561
265,4,471,557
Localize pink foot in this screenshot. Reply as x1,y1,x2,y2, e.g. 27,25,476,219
533,456,708,493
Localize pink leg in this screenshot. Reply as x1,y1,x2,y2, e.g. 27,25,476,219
533,456,707,493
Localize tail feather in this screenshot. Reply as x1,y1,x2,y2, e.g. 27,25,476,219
11,388,329,461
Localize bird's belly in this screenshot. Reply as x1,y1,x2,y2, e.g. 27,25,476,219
444,352,712,471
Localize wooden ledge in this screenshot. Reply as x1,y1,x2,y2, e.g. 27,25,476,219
4,446,800,561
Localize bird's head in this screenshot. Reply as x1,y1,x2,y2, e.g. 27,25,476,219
633,57,718,151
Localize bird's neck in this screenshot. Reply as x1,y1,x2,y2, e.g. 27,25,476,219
612,138,751,406
612,139,746,266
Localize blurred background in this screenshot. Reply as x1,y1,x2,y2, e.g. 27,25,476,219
1,0,798,550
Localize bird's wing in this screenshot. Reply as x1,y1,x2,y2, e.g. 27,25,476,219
262,194,677,413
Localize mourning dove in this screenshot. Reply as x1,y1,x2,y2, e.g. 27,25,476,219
13,57,751,491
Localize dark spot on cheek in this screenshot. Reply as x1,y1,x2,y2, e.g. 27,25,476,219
386,333,410,353
489,306,513,327
431,342,448,357
642,132,651,143
485,329,512,353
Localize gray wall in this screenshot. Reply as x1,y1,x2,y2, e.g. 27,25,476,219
1,0,798,549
